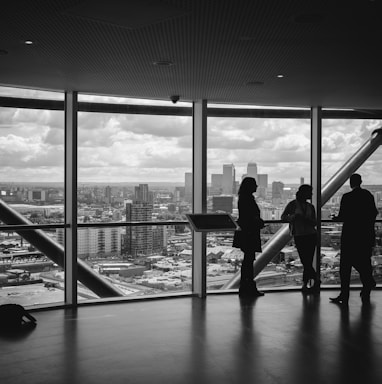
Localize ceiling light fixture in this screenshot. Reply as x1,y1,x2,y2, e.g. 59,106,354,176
153,60,174,67
24,40,34,45
277,74,284,78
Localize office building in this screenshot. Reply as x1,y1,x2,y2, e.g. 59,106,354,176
104,185,112,204
174,186,185,202
222,164,235,195
27,190,46,202
56,227,121,259
247,162,258,180
272,181,284,204
126,200,154,257
257,174,268,198
152,225,165,255
135,183,153,203
185,172,192,203
210,173,223,196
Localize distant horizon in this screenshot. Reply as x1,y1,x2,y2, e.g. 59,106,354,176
1,181,382,188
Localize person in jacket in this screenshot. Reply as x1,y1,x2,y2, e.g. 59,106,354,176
233,177,265,297
330,173,378,305
281,184,318,293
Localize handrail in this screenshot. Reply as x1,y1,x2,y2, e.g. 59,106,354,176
0,224,68,231
0,221,189,231
1,219,380,232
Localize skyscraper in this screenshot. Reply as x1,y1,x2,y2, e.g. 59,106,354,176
174,186,185,202
210,173,223,195
135,184,152,203
272,181,284,204
222,164,235,195
247,162,258,180
126,201,153,257
126,184,155,257
185,172,192,203
105,185,112,204
258,174,268,189
257,174,268,198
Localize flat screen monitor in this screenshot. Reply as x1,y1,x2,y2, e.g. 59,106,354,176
185,213,238,232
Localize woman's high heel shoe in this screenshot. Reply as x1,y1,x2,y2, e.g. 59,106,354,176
329,295,349,305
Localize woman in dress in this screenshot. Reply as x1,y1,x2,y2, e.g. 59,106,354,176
281,184,318,292
233,177,265,297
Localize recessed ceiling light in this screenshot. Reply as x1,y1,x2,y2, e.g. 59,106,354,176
24,40,34,45
276,74,284,78
153,60,174,67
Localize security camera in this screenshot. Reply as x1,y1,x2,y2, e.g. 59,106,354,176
170,95,180,104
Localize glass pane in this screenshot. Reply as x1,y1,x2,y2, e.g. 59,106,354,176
0,107,65,224
208,116,311,213
321,119,382,287
77,99,192,299
206,224,302,290
69,224,192,300
0,229,65,307
207,114,310,291
0,96,65,307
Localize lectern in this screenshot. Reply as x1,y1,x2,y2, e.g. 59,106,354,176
185,213,238,232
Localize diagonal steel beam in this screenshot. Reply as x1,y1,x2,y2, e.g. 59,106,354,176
0,200,124,298
223,128,382,289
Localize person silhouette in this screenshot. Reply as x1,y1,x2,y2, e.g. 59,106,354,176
330,173,378,305
232,177,265,297
281,184,319,293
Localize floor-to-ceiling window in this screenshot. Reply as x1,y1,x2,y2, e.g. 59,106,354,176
75,94,193,300
0,86,65,307
2,85,381,308
206,105,311,291
321,117,382,287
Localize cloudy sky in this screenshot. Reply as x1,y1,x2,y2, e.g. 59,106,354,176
0,86,381,186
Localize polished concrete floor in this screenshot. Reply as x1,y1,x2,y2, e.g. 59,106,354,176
1,289,382,384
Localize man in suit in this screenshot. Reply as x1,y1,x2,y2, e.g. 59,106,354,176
330,174,378,305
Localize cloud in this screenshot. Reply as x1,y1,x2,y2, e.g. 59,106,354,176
78,135,192,176
78,112,191,140
1,99,382,184
44,127,65,145
0,134,63,168
207,118,310,150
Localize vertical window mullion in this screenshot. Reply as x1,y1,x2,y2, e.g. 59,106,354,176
65,91,78,306
192,100,207,298
311,106,322,284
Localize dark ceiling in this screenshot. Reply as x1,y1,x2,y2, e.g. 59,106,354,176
1,0,382,109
